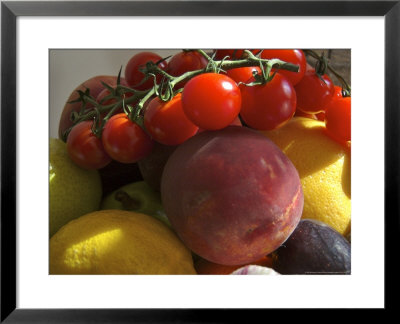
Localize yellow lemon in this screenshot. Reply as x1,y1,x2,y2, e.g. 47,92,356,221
50,138,102,237
262,117,351,236
50,210,196,274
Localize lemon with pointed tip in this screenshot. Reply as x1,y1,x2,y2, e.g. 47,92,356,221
49,138,102,237
262,117,351,236
50,210,196,274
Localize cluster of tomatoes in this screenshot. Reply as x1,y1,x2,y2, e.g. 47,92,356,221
66,49,351,170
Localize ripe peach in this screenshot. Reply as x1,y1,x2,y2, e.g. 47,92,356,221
161,126,304,265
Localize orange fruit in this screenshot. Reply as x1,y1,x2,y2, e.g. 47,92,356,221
262,117,351,236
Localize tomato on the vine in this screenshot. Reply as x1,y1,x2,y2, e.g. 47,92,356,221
331,85,348,100
324,93,351,143
101,113,154,163
66,120,112,170
96,85,134,107
96,87,135,117
181,73,242,130
144,93,199,146
225,66,261,85
214,49,260,60
294,69,335,114
260,49,307,86
124,52,168,91
239,72,297,131
167,51,208,89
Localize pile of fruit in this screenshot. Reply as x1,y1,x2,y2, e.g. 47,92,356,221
50,49,351,275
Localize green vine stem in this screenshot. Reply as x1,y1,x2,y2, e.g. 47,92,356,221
303,49,351,97
62,50,300,142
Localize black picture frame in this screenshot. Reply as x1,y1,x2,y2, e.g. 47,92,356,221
1,0,398,321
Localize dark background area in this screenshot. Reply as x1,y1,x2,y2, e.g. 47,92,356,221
306,49,351,87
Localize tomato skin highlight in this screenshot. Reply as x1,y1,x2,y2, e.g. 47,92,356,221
260,49,307,86
167,51,208,89
102,113,154,163
144,93,199,146
66,120,112,170
239,72,297,131
182,73,242,130
294,70,335,114
124,52,168,90
324,95,351,142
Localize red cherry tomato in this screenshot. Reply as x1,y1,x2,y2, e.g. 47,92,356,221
144,93,199,146
182,73,242,130
102,113,154,163
239,72,297,131
66,120,112,170
331,85,351,101
260,49,307,86
324,94,351,142
332,85,342,98
124,52,168,90
214,49,260,60
294,70,335,114
225,66,261,85
167,51,208,89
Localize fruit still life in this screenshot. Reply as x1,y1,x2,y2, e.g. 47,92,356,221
50,49,351,275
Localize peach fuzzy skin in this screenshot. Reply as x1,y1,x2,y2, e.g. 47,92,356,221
161,126,304,266
58,75,128,139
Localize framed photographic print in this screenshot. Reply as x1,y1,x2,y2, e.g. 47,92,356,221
1,0,398,321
